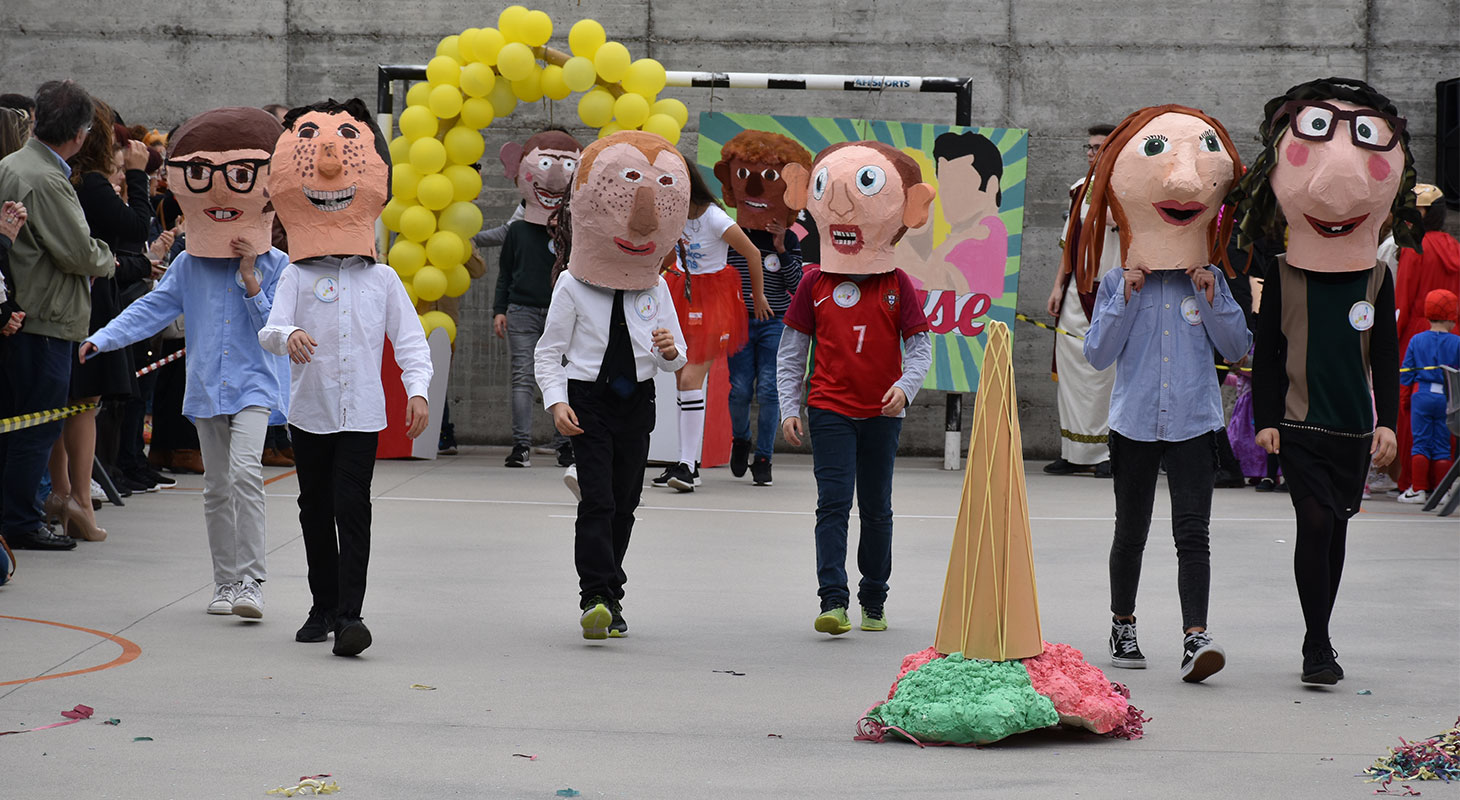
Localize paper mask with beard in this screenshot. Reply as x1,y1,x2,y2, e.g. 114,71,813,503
269,98,391,262
782,141,936,275
563,131,691,291
712,130,812,231
165,107,283,258
500,130,582,225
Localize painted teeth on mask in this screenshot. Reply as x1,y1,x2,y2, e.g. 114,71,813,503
833,230,858,243
745,200,768,209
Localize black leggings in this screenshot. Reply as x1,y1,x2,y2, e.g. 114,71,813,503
1292,496,1348,647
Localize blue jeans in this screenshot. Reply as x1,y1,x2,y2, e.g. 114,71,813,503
727,316,784,459
1,333,73,536
808,407,902,612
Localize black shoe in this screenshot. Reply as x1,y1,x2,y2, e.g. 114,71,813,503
1301,641,1342,684
505,445,530,468
295,609,338,643
651,466,672,487
665,462,696,492
556,441,575,468
1044,458,1080,475
333,618,373,656
751,456,773,486
1180,631,1226,682
1092,460,1112,479
1255,477,1277,492
121,471,159,493
1213,469,1246,489
438,429,458,455
7,525,77,551
730,438,752,478
143,468,176,487
1109,616,1146,669
608,599,628,638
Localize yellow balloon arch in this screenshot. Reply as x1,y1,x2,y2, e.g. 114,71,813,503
381,6,691,342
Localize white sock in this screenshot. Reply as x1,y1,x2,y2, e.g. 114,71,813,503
677,388,706,469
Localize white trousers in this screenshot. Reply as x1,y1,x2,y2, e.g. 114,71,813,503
1054,279,1115,465
194,407,270,585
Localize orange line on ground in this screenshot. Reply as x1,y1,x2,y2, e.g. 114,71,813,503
0,615,142,686
161,468,296,492
264,469,297,486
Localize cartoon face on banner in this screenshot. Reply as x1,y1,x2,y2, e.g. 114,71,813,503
269,99,391,262
500,130,582,225
783,141,935,275
164,107,283,259
567,131,691,290
712,130,812,231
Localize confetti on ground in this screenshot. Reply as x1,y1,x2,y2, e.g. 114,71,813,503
1363,718,1460,789
133,737,153,742
1358,690,1373,695
0,706,96,736
104,719,121,726
767,734,783,739
512,753,538,761
409,684,437,691
555,790,580,798
713,670,746,676
266,777,340,796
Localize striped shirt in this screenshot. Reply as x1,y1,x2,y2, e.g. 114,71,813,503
729,228,803,316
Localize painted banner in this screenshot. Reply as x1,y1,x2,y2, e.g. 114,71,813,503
697,112,1028,393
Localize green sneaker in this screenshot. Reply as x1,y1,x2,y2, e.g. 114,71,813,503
860,609,888,632
580,598,612,640
814,607,852,635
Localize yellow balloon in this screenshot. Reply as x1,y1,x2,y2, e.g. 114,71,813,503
389,239,426,277
403,279,418,307
487,80,518,117
444,126,486,165
593,41,631,83
650,98,689,127
599,122,625,138
392,164,421,200
540,64,571,101
520,10,552,47
622,58,667,97
561,56,597,93
459,97,496,129
414,266,448,302
496,42,536,82
641,113,681,145
388,135,411,166
443,264,472,298
405,81,432,108
426,231,465,268
497,5,529,42
512,69,544,103
569,19,607,58
427,84,463,122
472,28,506,65
577,88,615,128
612,92,650,128
399,204,437,242
398,106,438,140
459,62,496,98
381,196,408,232
435,35,462,62
420,310,457,342
443,164,482,202
408,136,447,174
426,56,461,87
457,28,481,62
417,173,454,211
438,201,484,238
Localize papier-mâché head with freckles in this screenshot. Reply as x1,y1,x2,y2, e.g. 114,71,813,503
501,129,582,226
165,107,283,258
782,141,936,275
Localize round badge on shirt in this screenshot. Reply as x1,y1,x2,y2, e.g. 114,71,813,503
314,276,340,303
1348,300,1375,331
634,291,656,321
833,281,861,308
1180,296,1202,326
763,253,781,273
234,268,262,290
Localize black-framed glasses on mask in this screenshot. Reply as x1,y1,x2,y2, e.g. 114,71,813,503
164,157,271,193
1273,100,1406,152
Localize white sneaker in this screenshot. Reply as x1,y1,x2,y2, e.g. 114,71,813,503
89,479,105,501
231,578,264,619
1368,471,1398,492
207,583,236,615
563,464,581,502
1362,484,1372,500
1397,488,1428,504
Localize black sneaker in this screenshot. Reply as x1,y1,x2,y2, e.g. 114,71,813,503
333,618,373,656
1044,458,1080,475
580,596,612,640
122,470,159,493
608,599,628,638
751,456,773,486
1301,641,1343,685
143,468,176,487
295,609,338,643
730,438,752,478
505,445,530,468
556,441,575,468
1180,630,1226,682
438,429,458,455
1255,477,1277,492
1109,616,1146,669
665,462,696,492
1092,460,1112,479
651,466,672,487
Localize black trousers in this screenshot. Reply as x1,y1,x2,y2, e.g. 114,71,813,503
568,378,655,606
150,339,198,451
290,426,378,621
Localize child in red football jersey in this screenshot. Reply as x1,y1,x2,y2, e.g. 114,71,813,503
776,141,936,635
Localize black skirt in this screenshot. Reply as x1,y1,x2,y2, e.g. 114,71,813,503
1278,423,1372,518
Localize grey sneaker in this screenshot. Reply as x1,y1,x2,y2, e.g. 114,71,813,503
231,578,264,619
1179,630,1226,683
207,583,236,615
1110,616,1146,669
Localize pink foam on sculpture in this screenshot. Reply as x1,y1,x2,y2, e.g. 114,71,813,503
887,647,946,699
1022,642,1129,734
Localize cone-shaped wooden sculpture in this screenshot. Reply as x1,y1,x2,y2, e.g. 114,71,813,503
934,321,1044,661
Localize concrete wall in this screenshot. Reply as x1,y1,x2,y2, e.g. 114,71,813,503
5,0,1455,456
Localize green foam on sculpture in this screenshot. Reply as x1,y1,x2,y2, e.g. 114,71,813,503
868,653,1058,745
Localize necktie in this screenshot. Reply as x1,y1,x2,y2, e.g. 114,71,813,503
597,289,637,398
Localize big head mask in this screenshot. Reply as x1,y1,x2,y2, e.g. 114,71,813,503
500,130,582,225
565,131,691,291
712,130,812,232
782,141,936,275
269,98,391,262
166,107,283,258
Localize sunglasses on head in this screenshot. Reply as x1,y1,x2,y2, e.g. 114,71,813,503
164,157,271,193
1273,100,1406,152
